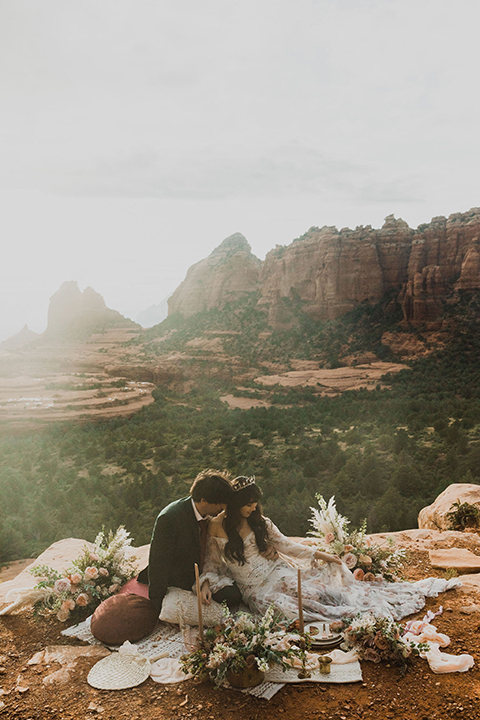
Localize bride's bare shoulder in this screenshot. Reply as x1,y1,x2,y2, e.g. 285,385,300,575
208,512,227,537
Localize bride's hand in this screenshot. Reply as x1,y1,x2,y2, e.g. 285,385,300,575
200,580,212,605
314,550,343,565
260,543,279,561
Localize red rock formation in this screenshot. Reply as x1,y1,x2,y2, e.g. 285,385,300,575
258,208,480,326
259,217,413,325
168,208,480,327
46,281,137,337
0,325,40,349
167,233,261,317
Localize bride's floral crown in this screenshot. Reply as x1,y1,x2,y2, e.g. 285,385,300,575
232,475,256,492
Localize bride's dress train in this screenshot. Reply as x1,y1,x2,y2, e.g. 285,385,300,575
201,520,460,623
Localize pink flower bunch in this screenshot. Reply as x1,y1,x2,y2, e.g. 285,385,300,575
310,495,406,582
340,612,426,674
31,526,136,622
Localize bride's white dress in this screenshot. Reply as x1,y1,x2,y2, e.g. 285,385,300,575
201,519,460,622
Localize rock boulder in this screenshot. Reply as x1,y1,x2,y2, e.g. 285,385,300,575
418,483,480,531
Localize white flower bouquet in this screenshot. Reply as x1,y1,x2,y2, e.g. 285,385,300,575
30,526,137,622
309,495,406,582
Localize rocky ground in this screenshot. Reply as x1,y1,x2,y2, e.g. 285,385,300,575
2,537,480,720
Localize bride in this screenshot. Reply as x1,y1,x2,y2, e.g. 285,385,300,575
199,476,460,623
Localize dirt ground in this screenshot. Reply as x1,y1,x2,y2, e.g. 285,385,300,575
1,546,480,720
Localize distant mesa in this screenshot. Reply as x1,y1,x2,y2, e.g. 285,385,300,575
45,281,138,338
168,233,261,317
0,325,40,350
136,294,171,328
167,208,480,327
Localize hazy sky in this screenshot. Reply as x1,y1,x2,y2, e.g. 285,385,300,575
1,0,479,341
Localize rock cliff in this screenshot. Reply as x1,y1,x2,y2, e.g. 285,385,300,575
261,208,480,326
167,233,261,317
168,208,480,327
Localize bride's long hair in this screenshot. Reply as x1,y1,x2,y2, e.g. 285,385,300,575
224,481,269,564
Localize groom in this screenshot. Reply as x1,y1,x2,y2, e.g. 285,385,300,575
138,468,242,617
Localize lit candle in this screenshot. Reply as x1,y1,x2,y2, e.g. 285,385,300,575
297,568,304,634
194,563,204,643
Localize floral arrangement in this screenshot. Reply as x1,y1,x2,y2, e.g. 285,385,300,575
309,495,406,582
180,605,308,686
331,612,429,675
30,526,137,622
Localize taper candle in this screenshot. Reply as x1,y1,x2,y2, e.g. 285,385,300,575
297,568,304,634
194,562,204,642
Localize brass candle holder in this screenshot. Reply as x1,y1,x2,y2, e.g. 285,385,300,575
318,655,332,675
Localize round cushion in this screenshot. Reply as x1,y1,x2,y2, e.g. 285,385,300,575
90,594,158,645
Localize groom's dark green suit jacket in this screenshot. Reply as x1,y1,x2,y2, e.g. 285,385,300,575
139,496,201,616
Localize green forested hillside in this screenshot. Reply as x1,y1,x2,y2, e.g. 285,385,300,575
1,292,480,564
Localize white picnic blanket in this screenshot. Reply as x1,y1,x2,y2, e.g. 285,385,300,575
62,616,362,698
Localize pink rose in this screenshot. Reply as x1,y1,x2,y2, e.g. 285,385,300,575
57,608,70,622
89,553,100,562
61,599,76,611
98,568,109,577
70,573,82,586
75,593,90,607
363,648,381,663
353,568,364,581
363,572,375,582
344,545,354,552
374,632,390,650
329,621,344,633
54,578,71,594
342,552,357,569
84,566,99,581
108,584,120,594
324,532,335,544
358,554,372,566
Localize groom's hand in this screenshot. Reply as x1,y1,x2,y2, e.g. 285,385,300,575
260,544,279,561
201,581,212,605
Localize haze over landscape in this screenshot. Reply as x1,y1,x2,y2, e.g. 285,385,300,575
1,0,480,342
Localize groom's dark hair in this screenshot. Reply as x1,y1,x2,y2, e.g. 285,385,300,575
190,468,232,503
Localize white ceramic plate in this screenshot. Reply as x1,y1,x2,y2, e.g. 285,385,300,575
306,622,342,648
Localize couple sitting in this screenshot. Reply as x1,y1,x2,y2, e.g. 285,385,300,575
137,468,457,626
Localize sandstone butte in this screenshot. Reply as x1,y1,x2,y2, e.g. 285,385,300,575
168,207,480,327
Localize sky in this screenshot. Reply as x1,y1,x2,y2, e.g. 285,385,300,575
1,0,480,342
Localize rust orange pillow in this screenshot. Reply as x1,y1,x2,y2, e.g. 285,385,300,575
90,594,158,645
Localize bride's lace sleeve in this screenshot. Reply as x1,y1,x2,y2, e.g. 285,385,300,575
197,535,234,594
266,518,317,563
